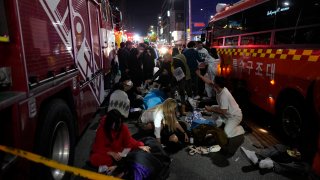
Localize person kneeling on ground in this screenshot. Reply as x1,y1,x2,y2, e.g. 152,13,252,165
139,98,189,152
204,76,245,138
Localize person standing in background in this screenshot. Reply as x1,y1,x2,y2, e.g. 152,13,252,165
183,41,203,100
118,41,133,76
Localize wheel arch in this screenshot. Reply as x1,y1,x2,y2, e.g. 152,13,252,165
275,88,305,115
36,87,79,141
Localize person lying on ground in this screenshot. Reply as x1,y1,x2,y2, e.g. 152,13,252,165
241,144,314,177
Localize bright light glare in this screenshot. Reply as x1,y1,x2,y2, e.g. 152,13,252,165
258,128,268,133
283,1,290,6
133,34,140,42
270,79,275,85
160,47,168,55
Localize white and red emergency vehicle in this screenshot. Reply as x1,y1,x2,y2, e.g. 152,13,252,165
206,0,320,162
0,0,117,179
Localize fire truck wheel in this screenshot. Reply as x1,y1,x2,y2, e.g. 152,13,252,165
279,100,304,141
33,99,75,180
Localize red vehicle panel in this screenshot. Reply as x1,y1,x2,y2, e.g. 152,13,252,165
0,0,115,179
206,0,320,164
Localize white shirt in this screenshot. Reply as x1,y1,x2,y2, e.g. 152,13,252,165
216,87,242,118
140,108,164,138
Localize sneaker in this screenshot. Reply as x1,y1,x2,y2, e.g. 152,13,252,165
193,95,201,100
208,145,221,152
241,147,259,164
188,97,198,108
259,158,274,169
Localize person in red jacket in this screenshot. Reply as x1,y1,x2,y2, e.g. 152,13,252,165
90,89,150,174
90,109,150,171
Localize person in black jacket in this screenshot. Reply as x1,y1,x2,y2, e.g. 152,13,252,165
117,41,133,77
183,41,203,99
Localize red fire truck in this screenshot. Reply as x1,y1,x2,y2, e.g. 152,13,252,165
0,0,117,179
206,0,320,158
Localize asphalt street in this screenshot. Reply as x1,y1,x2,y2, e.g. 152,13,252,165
73,111,308,180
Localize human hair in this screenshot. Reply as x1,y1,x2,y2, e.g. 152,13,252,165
120,42,125,48
125,41,133,47
130,48,139,57
196,41,203,45
163,53,172,62
187,41,196,48
214,76,226,89
156,98,177,132
172,47,180,57
104,109,124,142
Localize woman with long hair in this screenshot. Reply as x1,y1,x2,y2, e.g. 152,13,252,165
90,109,151,168
140,98,189,147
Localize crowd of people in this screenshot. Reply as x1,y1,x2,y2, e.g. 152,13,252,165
87,40,318,179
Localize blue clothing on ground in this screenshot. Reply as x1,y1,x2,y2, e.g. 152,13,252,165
143,89,167,110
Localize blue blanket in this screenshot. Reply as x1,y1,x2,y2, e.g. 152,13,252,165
143,89,167,110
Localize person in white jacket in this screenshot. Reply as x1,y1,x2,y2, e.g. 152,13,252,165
196,43,220,98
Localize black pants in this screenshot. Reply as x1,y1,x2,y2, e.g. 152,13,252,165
257,144,310,176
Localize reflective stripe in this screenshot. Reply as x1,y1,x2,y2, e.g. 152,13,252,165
217,48,319,62
0,145,120,180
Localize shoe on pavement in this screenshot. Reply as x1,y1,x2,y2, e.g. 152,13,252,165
241,147,259,164
208,145,221,152
188,97,198,108
259,158,274,169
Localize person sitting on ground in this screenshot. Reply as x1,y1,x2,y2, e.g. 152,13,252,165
241,144,312,177
139,98,189,151
100,74,133,110
204,76,245,138
90,90,151,176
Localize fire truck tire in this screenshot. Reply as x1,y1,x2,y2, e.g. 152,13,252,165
33,99,75,180
278,99,305,142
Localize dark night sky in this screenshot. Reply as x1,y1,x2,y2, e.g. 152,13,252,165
125,0,237,35
126,0,164,35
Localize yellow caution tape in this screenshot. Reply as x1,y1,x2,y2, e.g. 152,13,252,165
0,145,121,180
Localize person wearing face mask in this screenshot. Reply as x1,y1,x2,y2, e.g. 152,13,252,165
99,74,134,112
203,76,245,138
